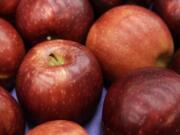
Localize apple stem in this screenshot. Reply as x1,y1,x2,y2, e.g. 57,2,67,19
49,53,65,66
46,36,52,40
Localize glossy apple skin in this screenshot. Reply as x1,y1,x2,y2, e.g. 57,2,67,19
16,39,103,124
0,18,25,89
16,0,94,44
27,120,88,135
103,68,180,135
90,0,122,15
86,5,174,82
0,86,24,135
154,0,180,35
0,0,19,15
172,49,180,74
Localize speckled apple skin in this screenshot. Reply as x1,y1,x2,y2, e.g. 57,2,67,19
172,49,180,74
0,18,25,88
16,39,103,124
86,5,174,82
0,0,20,15
103,68,180,135
155,0,180,35
27,120,88,135
16,0,94,44
0,86,24,135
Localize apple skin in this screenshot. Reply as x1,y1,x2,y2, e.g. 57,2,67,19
0,18,25,89
172,49,180,74
0,86,24,135
26,120,88,135
16,0,94,44
90,0,123,15
103,67,180,135
154,0,180,36
86,5,174,82
16,39,103,124
0,0,20,15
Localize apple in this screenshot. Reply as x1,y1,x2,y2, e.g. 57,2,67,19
172,49,180,74
16,0,94,44
26,120,88,135
0,124,5,135
0,0,20,16
154,0,180,36
16,39,103,124
103,67,180,135
0,86,24,135
0,18,25,89
90,0,123,15
86,5,174,82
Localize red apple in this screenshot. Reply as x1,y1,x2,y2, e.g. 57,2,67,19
86,5,174,82
0,0,20,15
16,0,94,44
16,39,103,124
0,125,5,135
27,120,88,135
172,49,180,74
154,0,180,35
90,0,123,15
103,67,180,135
0,86,24,135
0,18,25,89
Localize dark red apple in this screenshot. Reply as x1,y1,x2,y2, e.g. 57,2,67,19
16,0,94,44
0,18,25,89
86,5,174,82
172,49,180,74
0,86,24,135
90,0,123,15
27,120,88,135
154,0,180,35
0,0,20,15
16,39,103,124
103,67,180,135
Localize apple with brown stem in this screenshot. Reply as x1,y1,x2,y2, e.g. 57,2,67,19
16,0,94,45
16,39,103,124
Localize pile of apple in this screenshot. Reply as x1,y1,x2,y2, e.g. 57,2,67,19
0,0,179,135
